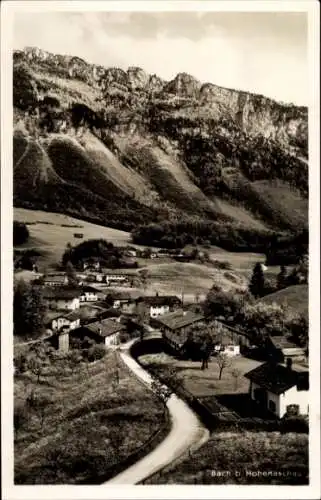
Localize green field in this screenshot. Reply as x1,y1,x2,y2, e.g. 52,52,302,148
14,349,166,484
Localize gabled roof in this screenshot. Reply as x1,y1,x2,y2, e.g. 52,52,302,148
155,309,204,330
43,275,67,283
269,336,300,350
47,310,80,322
244,362,308,395
80,285,99,294
42,287,79,300
137,295,182,307
83,318,125,338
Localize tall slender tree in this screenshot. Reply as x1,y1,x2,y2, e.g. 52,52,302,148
249,262,265,298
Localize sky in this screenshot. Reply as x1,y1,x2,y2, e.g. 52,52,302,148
13,11,308,105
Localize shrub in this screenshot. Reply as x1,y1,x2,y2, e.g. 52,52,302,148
87,344,106,362
280,415,308,434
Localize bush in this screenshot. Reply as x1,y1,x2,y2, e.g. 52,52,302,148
87,344,106,362
13,221,29,245
280,415,308,434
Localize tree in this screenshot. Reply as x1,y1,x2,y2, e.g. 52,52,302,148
14,280,46,339
67,349,83,374
87,344,106,362
215,353,232,380
277,265,288,290
139,268,150,291
26,390,53,429
286,314,308,348
203,287,251,320
231,368,241,391
13,221,29,245
65,260,78,286
237,302,286,347
249,262,265,298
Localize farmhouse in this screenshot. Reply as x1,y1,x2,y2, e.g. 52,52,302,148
79,286,99,303
154,309,205,350
106,274,129,286
43,287,80,311
136,295,182,318
47,311,80,332
71,318,126,347
267,335,306,363
42,274,69,287
245,359,309,418
213,321,251,356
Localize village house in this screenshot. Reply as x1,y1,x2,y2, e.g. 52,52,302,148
136,295,182,319
266,335,306,363
105,274,130,286
154,309,205,351
111,294,136,312
79,286,99,303
47,310,81,332
42,274,69,287
43,287,80,311
245,359,309,418
71,318,126,347
213,321,251,357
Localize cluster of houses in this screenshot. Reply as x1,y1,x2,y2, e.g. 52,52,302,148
37,267,309,421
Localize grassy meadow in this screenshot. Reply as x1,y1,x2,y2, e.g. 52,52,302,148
138,353,261,398
148,431,308,484
14,349,166,484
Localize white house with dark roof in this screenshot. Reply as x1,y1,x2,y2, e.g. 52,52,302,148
136,295,182,318
79,286,99,303
47,311,81,332
245,360,309,418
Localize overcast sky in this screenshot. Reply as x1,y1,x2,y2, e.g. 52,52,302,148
13,11,308,105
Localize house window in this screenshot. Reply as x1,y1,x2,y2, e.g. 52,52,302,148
286,404,299,416
268,400,276,413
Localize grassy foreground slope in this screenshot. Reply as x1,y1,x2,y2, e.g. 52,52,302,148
14,351,166,485
147,431,308,485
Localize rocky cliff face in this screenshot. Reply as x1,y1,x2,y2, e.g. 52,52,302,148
13,46,308,239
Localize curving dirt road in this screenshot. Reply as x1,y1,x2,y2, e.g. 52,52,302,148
106,349,209,485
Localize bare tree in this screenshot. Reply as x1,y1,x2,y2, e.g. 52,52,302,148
26,390,53,429
215,353,232,380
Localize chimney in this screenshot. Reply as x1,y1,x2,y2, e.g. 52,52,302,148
286,357,293,370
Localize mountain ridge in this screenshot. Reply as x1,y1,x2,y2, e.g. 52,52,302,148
13,46,308,251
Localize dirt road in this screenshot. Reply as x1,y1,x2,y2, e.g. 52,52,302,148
106,350,209,484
